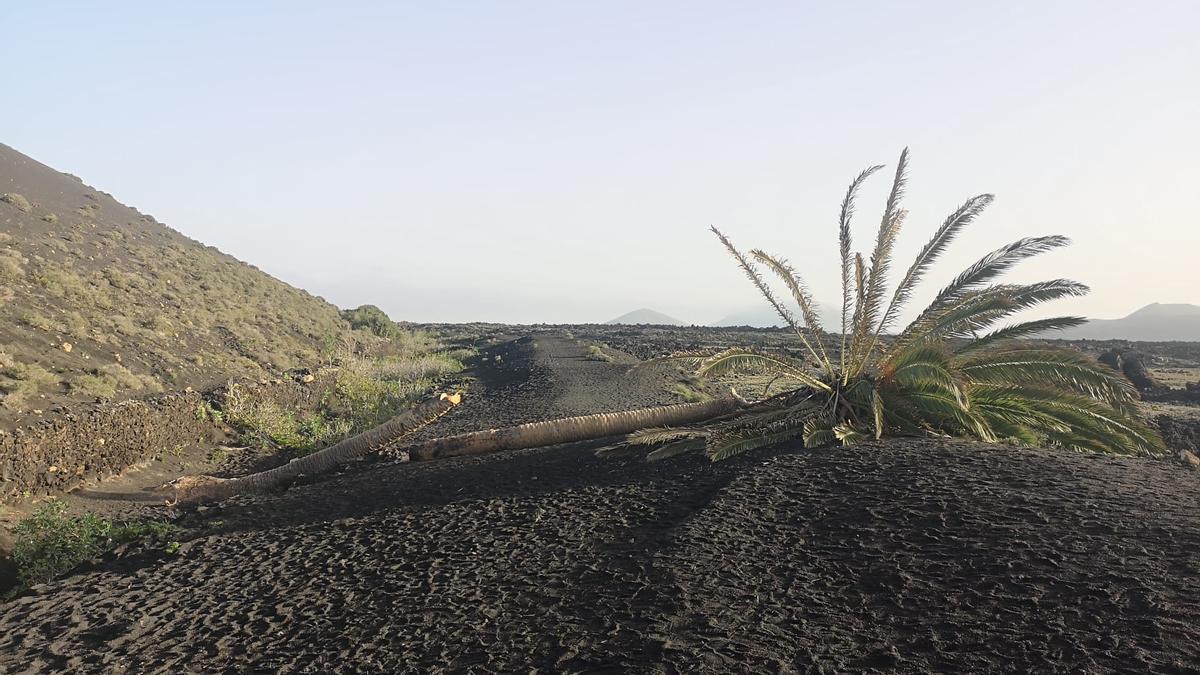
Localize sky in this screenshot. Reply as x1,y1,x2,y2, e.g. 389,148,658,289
2,1,1198,324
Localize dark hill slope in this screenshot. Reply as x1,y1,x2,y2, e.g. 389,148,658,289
0,143,356,429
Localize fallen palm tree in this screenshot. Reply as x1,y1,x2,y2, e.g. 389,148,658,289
401,391,749,461
163,393,462,503
597,148,1166,461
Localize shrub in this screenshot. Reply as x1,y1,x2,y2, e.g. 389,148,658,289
0,361,59,408
11,500,174,586
341,304,399,338
0,249,24,281
586,345,613,362
1,193,32,213
20,313,55,331
669,383,712,403
70,374,118,400
222,387,347,453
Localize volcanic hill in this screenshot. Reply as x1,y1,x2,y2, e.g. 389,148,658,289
0,143,362,430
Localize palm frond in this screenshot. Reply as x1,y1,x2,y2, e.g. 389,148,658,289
885,343,967,407
892,280,1089,355
750,249,834,375
711,227,824,364
955,316,1088,354
958,348,1137,404
839,164,886,374
695,348,831,392
706,417,810,461
926,235,1071,310
877,194,994,335
969,384,1162,454
626,350,714,373
846,252,869,379
832,422,868,445
626,427,709,446
853,148,910,374
803,419,835,448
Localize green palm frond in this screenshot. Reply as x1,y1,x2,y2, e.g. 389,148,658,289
706,417,811,461
803,419,835,448
858,151,910,337
626,427,709,446
846,252,869,377
969,384,1162,454
958,348,1137,404
832,422,867,446
890,280,1089,356
955,316,1088,354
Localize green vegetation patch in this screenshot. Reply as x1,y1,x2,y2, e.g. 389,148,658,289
341,304,401,339
222,330,463,456
0,356,60,409
10,499,175,588
586,345,614,362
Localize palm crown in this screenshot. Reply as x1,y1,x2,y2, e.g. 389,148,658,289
627,149,1164,461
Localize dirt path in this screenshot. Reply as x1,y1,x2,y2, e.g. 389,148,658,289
1,333,1199,673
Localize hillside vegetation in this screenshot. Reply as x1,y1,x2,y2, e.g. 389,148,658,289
0,143,375,429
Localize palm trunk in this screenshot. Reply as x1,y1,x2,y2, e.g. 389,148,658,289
165,394,460,503
404,392,747,462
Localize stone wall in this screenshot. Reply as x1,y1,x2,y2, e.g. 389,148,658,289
0,372,338,502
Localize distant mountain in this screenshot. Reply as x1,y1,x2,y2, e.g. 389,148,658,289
605,308,687,326
712,302,840,329
1053,303,1200,341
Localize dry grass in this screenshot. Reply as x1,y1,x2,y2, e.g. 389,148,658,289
1,193,32,213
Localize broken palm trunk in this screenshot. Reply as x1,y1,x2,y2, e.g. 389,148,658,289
163,393,461,503
402,390,748,462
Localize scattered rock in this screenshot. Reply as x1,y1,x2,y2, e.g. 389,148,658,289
61,342,72,353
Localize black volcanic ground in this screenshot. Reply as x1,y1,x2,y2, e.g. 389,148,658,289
1,335,1198,673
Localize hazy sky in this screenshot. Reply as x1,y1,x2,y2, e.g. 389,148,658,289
3,1,1197,324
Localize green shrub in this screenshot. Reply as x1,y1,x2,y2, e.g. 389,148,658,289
1,193,32,213
0,361,59,408
20,312,55,332
222,385,344,452
70,374,118,400
11,500,174,586
341,304,399,338
586,345,614,362
669,383,712,403
0,249,24,281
